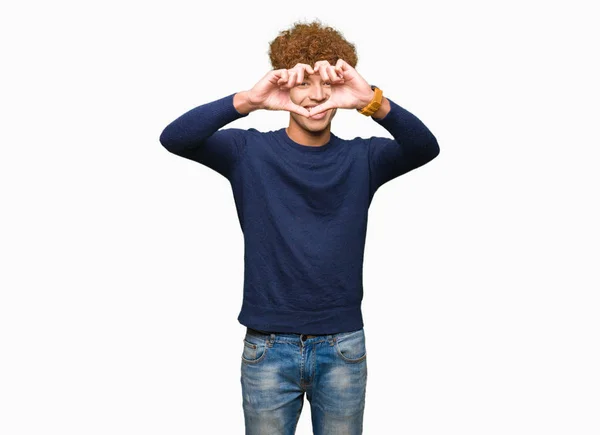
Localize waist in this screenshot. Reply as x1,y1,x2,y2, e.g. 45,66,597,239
247,327,321,339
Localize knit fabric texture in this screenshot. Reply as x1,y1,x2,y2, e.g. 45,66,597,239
160,93,439,334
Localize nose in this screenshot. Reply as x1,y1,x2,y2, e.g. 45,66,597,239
310,84,327,101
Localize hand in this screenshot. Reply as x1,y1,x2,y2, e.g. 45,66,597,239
246,64,316,117
307,59,375,118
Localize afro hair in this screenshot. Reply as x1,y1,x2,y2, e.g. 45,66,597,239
268,19,358,71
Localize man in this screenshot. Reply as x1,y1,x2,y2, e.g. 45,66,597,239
160,20,439,435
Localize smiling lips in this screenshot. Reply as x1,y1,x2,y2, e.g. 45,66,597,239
306,107,328,120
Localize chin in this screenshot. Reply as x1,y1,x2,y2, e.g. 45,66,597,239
296,110,336,131
300,122,330,135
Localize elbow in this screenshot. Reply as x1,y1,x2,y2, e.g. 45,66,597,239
429,136,440,161
159,125,178,153
421,133,440,165
159,126,171,148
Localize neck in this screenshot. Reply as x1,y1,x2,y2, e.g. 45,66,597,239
286,119,331,147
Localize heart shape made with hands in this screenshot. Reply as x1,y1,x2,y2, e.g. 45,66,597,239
264,59,373,118
305,60,372,118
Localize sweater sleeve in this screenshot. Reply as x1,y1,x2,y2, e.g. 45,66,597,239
159,93,249,180
368,97,439,196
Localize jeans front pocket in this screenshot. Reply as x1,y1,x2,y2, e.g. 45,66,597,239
334,328,367,363
241,334,268,364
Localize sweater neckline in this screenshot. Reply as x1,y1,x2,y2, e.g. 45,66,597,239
278,128,339,153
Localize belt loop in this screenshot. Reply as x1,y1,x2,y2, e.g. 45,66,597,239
269,333,275,347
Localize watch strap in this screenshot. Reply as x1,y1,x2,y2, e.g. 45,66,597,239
357,85,383,117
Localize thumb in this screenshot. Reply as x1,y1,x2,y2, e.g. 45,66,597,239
307,100,336,118
285,101,310,118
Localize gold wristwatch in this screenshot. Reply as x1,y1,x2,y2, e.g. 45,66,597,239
357,85,383,117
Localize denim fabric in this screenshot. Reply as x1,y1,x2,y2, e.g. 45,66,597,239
240,327,368,434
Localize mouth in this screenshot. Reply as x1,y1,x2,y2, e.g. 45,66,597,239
304,106,328,120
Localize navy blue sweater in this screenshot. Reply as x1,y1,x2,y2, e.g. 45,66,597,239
160,93,439,334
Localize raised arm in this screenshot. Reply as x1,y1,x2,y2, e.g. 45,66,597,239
159,67,314,179
368,97,440,194
305,59,439,195
159,93,250,179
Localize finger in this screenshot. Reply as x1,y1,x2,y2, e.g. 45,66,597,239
316,64,329,82
271,69,282,84
313,60,330,80
277,69,289,85
308,100,336,118
294,63,315,75
296,65,312,86
326,65,337,82
328,65,344,82
298,63,315,84
285,70,297,88
288,103,310,118
296,63,314,76
322,65,338,84
296,67,305,85
335,58,349,70
335,59,351,78
273,68,286,79
314,60,330,68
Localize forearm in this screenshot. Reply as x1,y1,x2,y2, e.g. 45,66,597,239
372,96,391,120
159,93,248,153
373,97,439,162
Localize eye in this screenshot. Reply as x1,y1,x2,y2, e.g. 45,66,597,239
324,82,331,86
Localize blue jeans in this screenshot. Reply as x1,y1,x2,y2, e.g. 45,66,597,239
240,327,368,434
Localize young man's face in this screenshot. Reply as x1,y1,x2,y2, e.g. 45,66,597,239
288,73,338,132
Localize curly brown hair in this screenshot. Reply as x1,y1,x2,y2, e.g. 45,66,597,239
268,19,358,71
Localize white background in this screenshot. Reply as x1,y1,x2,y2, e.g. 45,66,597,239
1,0,599,434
